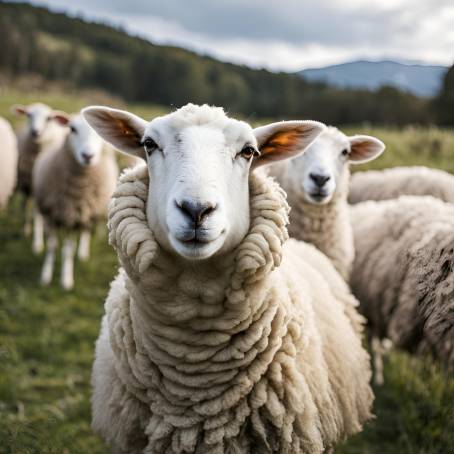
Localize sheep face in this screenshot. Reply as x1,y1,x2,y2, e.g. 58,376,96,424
12,103,63,144
293,127,384,205
83,104,324,261
67,115,104,167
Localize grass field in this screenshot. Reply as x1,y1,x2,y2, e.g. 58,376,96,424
1,88,454,453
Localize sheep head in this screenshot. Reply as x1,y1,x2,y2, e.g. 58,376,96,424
11,102,69,144
286,126,385,205
83,103,324,261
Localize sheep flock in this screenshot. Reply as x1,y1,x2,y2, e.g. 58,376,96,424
0,100,452,453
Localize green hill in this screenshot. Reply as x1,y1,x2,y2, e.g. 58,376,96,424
0,1,434,125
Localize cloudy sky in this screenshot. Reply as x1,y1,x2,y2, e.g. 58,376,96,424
27,0,454,71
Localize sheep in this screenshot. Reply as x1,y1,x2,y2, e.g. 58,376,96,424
0,117,18,210
349,166,454,204
268,126,384,280
12,103,68,253
83,104,373,454
33,112,118,290
350,196,454,380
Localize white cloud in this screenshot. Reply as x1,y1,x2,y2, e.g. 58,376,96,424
27,0,454,70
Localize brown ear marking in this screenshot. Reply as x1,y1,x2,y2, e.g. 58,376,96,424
260,125,318,155
101,114,142,146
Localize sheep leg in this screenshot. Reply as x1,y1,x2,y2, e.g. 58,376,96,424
41,230,57,286
32,209,45,254
61,236,76,290
77,229,91,261
24,197,33,237
371,336,384,386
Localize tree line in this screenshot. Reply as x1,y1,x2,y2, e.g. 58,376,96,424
0,2,452,125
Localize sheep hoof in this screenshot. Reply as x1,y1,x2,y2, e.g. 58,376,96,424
61,279,74,291
33,242,44,255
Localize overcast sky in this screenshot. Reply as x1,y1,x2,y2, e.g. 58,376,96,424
26,0,454,71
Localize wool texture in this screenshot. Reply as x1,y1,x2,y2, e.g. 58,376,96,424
92,164,373,453
269,164,353,281
349,166,454,204
0,117,18,209
16,125,66,196
33,139,118,230
351,196,454,364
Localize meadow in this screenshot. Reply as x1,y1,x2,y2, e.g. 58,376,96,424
0,88,453,453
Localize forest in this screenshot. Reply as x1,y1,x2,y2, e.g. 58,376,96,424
1,1,453,125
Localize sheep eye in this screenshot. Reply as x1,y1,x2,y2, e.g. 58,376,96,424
341,148,349,156
239,145,260,160
143,138,158,156
70,126,77,134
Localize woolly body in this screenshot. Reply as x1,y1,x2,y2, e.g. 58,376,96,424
92,165,373,453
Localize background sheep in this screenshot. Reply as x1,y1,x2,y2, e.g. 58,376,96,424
83,104,373,453
12,103,68,253
268,126,384,280
33,112,118,290
349,166,454,204
351,196,454,377
0,117,18,210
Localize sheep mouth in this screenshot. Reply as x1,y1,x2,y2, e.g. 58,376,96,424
307,191,332,204
175,228,222,245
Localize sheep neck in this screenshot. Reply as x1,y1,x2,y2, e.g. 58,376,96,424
287,169,353,279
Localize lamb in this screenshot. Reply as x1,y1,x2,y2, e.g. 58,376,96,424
349,166,454,204
33,112,118,290
12,103,68,252
0,117,18,210
350,196,454,374
268,126,384,280
83,103,373,453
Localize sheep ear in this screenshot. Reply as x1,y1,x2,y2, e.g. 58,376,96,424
349,135,385,164
11,104,28,115
50,111,70,126
252,120,325,170
82,106,147,158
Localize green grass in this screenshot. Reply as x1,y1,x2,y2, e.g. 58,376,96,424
1,87,454,453
1,198,453,453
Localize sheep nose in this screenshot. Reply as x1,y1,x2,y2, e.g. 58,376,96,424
81,152,93,163
31,129,39,138
310,173,331,188
177,200,217,225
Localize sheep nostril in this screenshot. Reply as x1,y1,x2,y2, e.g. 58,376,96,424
310,173,331,188
31,129,39,138
81,152,93,163
177,200,217,225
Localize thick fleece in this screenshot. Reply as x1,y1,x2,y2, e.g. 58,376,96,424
16,124,66,197
33,139,118,230
351,196,454,365
92,165,373,454
269,164,353,281
0,117,18,209
349,166,454,204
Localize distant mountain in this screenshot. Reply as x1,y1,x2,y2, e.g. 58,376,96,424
298,60,447,97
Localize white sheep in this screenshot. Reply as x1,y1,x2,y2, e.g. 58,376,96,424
33,113,118,290
0,117,18,210
349,166,454,204
268,126,384,280
12,103,68,253
351,196,454,379
83,104,373,453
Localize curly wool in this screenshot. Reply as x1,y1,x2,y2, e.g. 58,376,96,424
350,196,454,364
0,117,18,209
270,164,353,281
349,166,454,204
92,165,373,454
33,139,118,230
